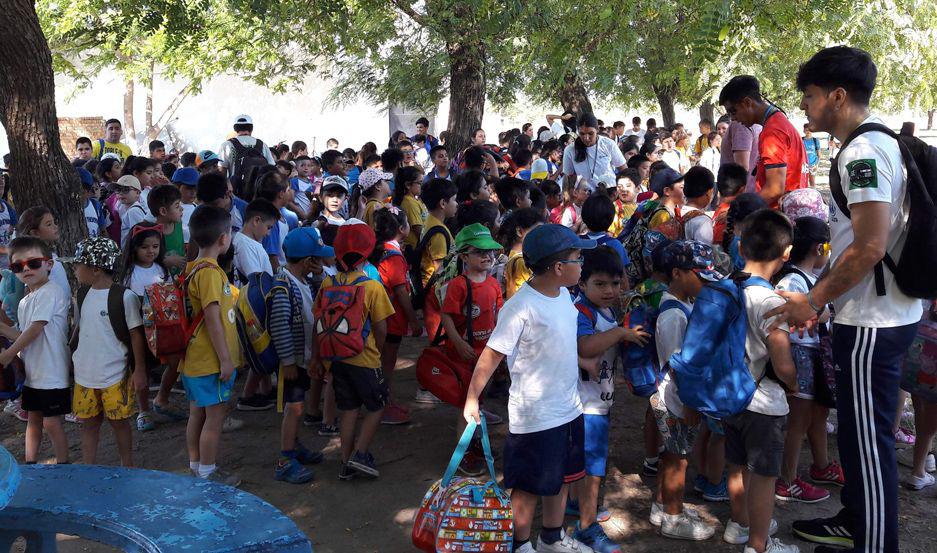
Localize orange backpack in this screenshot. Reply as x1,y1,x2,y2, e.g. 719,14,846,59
142,262,224,358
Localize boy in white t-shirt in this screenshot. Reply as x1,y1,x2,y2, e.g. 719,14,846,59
232,199,278,284
0,237,72,464
680,167,715,245
117,175,148,248
289,156,316,220
463,224,597,553
70,237,147,466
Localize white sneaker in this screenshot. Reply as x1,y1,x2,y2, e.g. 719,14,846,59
414,389,442,404
723,519,779,545
536,530,595,553
660,511,715,541
897,448,936,473
906,471,936,490
514,543,537,553
743,537,799,553
650,501,701,527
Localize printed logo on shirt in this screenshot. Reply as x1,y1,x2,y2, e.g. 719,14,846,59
846,159,877,189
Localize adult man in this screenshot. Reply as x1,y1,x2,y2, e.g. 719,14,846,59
768,46,922,553
719,75,806,207
91,119,133,161
411,117,439,154
219,114,276,180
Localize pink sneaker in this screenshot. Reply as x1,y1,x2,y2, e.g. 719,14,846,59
809,460,846,487
775,476,831,503
895,428,916,447
380,403,411,425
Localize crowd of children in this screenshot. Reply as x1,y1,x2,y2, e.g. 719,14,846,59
1,76,934,553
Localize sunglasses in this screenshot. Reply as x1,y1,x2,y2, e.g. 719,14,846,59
10,257,50,274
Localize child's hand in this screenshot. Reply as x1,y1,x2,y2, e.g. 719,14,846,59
131,367,147,394
579,355,600,380
312,359,327,379
281,364,298,381
463,396,481,425
454,339,476,362
622,325,651,346
219,360,235,382
409,320,423,337
0,349,13,367
164,253,186,269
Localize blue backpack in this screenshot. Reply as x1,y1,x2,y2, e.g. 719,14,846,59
234,272,291,375
669,274,773,419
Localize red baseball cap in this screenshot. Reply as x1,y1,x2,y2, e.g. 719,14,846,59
334,219,376,271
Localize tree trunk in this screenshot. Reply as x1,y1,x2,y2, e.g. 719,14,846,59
445,38,486,157
928,109,934,130
145,62,157,141
0,0,86,256
652,82,678,128
558,72,594,116
123,78,137,151
699,100,715,123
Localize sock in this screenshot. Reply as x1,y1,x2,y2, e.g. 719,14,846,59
540,526,562,544
645,455,659,464
512,538,530,552
197,463,216,478
189,461,199,472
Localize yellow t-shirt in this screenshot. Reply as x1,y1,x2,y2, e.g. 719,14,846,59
419,214,452,286
180,258,242,377
91,140,133,161
504,251,531,299
609,200,638,237
318,269,394,369
363,199,384,228
648,207,673,232
401,195,428,249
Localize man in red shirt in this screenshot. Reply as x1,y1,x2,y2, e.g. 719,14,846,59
719,75,808,207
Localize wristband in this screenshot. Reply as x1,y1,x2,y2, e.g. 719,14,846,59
806,290,824,314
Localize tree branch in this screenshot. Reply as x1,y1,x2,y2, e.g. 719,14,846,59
390,0,427,27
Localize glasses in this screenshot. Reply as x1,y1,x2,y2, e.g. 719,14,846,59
558,256,585,265
10,257,50,274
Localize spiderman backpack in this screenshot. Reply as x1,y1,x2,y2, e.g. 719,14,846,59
313,274,371,360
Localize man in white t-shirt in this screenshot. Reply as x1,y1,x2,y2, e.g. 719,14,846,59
562,114,627,190
772,47,923,553
624,116,646,146
219,114,276,180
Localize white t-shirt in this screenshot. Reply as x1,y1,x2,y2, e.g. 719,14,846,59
284,270,315,366
181,202,197,244
84,200,102,237
682,207,713,245
232,232,273,280
291,178,314,215
17,281,71,389
743,283,791,416
700,147,720,176
486,284,583,434
73,288,144,388
655,292,693,417
775,269,820,347
49,254,70,297
560,204,581,229
661,149,684,173
574,299,619,416
562,136,626,189
127,263,166,297
624,128,646,146
550,120,566,140
829,116,922,328
120,201,148,247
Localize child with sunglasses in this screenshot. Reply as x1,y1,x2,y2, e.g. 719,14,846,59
0,237,72,464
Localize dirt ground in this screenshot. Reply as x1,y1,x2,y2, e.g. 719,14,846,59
1,337,935,552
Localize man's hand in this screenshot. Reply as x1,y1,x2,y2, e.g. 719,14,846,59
281,364,298,381
219,360,235,382
765,290,819,333
463,396,481,425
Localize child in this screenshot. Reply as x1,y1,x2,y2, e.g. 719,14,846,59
681,166,716,245
256,172,296,270
463,224,597,553
71,237,147,465
180,205,242,486
723,209,799,553
609,169,639,237
774,217,842,500
232,199,278,284
314,223,394,479
580,194,631,268
647,241,721,541
372,208,421,426
647,167,685,238
497,208,542,299
559,179,590,232
313,175,349,228
722,193,769,271
699,131,722,176
426,145,453,182
571,245,650,551
713,163,748,244
542,179,564,223
0,237,71,463
171,167,199,244
441,223,504,476
117,175,148,248
271,228,329,483
289,155,316,220
0,173,18,270
147,184,187,274
359,167,393,227
455,170,492,203
392,166,427,254
79,167,106,237
495,177,532,216
16,207,69,296
417,178,458,338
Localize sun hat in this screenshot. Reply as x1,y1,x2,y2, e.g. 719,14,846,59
72,236,121,272
530,158,549,180
196,150,221,168
233,114,253,126
171,167,199,186
321,175,349,193
649,167,683,197
658,240,724,282
358,167,393,192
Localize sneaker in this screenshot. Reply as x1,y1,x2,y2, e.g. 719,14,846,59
381,403,411,425
414,389,442,404
65,412,82,424
347,451,379,478
481,409,503,425
458,450,487,477
642,457,659,477
649,502,700,527
302,412,323,426
809,461,846,486
153,402,188,421
222,417,244,433
791,512,854,548
693,474,707,494
895,427,916,447
897,448,937,473
536,529,595,552
275,457,315,484
905,471,936,490
136,411,156,432
565,499,612,523
775,477,830,503
4,399,27,422
702,477,729,502
660,511,715,541
318,423,339,437
338,463,357,481
206,468,241,487
743,537,799,553
294,442,324,465
723,518,779,545
513,542,536,553
392,401,410,414
236,394,274,411
573,521,621,553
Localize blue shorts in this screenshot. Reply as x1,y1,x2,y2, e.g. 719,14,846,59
503,415,585,496
583,414,610,477
182,370,238,407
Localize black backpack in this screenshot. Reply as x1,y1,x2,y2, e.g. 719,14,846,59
830,122,937,299
407,225,452,310
229,137,270,197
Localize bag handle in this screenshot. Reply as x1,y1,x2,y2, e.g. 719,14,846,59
440,413,497,488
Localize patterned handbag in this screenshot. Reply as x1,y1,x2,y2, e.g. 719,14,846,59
412,414,513,552
902,303,937,403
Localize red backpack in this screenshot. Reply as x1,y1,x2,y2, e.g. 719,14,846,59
313,274,371,361
142,262,223,358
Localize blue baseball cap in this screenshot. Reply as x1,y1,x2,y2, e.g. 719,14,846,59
171,167,199,187
522,224,596,265
283,227,334,259
649,167,683,197
658,240,724,282
76,167,94,189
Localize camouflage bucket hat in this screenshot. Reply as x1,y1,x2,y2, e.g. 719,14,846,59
73,237,121,272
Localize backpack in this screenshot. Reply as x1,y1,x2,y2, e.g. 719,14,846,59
228,137,270,197
407,225,452,310
142,262,224,358
234,272,291,375
621,201,669,284
412,414,512,553
416,275,474,407
74,284,134,371
830,122,937,299
313,274,371,361
606,291,681,398
0,338,23,401
670,273,773,419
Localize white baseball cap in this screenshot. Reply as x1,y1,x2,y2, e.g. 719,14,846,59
233,114,253,126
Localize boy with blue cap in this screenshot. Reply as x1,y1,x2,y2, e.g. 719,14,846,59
78,167,106,237
464,224,598,553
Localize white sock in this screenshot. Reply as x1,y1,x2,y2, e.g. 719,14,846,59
189,461,199,472
197,463,216,478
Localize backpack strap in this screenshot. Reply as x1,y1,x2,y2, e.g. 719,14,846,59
252,138,265,154
96,139,105,160
182,261,228,342
464,275,474,347
70,285,92,351
658,299,691,319
574,302,597,325
107,284,134,373
229,137,248,156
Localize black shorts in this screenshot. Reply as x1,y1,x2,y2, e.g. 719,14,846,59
280,368,311,404
503,415,586,496
21,386,72,417
724,410,787,477
385,333,403,345
331,361,388,412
